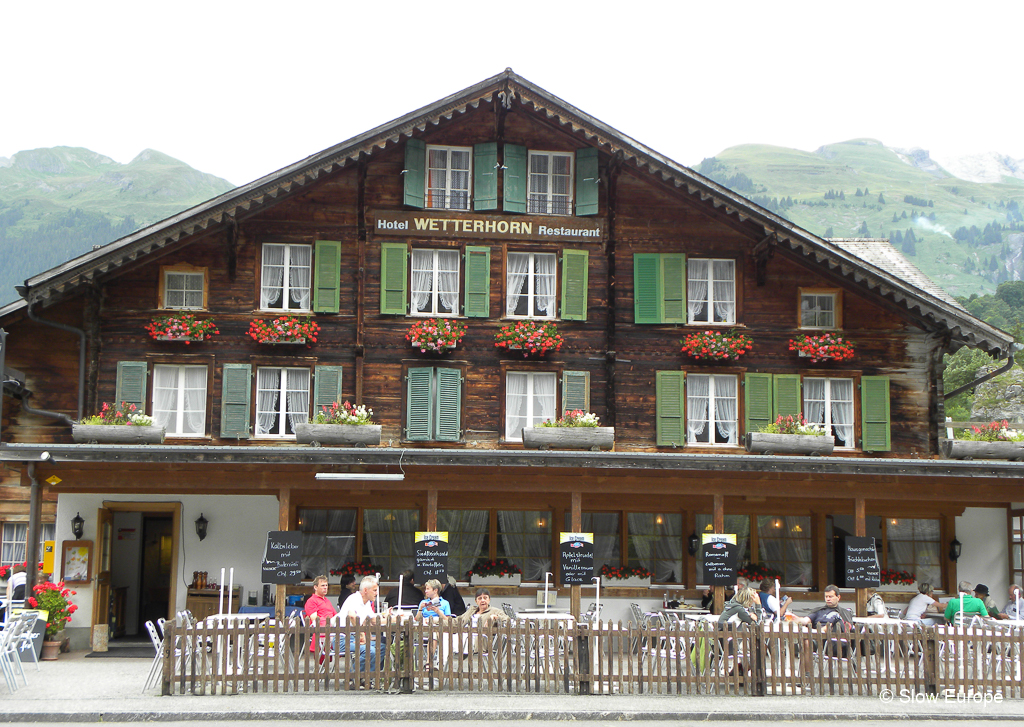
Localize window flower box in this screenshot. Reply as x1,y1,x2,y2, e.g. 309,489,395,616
407,318,466,354
466,559,522,585
604,576,651,588
523,426,614,451
495,321,564,357
72,424,165,444
145,314,218,343
248,316,319,346
940,439,1024,461
599,565,653,588
789,333,854,362
471,574,522,587
294,424,382,447
745,432,833,456
680,330,752,361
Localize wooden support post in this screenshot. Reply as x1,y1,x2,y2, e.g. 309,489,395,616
571,491,582,619
713,494,725,614
275,487,291,620
854,497,866,617
426,489,437,531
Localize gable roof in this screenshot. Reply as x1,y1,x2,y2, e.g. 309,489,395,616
11,69,1014,356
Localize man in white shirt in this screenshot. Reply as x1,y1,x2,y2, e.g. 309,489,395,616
338,575,379,675
1001,584,1022,620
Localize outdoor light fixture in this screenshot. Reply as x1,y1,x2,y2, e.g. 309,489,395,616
688,533,700,556
195,513,209,541
314,473,405,481
70,512,84,540
949,537,962,562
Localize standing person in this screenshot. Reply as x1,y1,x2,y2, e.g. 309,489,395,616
758,579,791,622
944,581,988,623
339,575,379,676
303,576,338,655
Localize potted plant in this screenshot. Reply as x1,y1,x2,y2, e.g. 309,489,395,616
521,410,614,451
879,568,917,592
331,561,377,583
941,420,1024,460
406,318,466,354
27,580,79,660
294,400,381,447
248,316,320,346
789,333,855,362
145,313,218,343
72,402,165,444
598,564,653,588
736,562,784,583
494,320,564,357
680,330,752,361
745,413,833,456
466,558,523,586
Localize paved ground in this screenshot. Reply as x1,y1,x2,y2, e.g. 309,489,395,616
1,651,1022,722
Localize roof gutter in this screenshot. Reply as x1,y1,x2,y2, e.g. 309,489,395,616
18,294,84,421
943,348,1018,401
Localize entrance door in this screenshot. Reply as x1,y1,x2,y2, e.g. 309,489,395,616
91,507,113,633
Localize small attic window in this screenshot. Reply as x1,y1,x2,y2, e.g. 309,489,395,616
799,288,842,329
160,264,208,310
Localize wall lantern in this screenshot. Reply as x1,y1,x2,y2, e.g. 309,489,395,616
688,533,700,557
70,512,84,540
949,537,962,562
195,513,209,541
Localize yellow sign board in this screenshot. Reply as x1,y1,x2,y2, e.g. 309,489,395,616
42,540,55,573
46,475,62,486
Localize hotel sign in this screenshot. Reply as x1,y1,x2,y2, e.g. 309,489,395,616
371,211,603,242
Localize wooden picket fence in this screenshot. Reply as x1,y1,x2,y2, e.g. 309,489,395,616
160,619,1024,698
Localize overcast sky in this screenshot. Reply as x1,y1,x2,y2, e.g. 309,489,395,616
3,1,1021,187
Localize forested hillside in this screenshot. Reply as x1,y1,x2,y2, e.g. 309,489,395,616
0,147,234,304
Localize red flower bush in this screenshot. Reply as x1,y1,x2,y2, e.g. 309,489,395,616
27,580,78,638
598,564,653,581
145,314,218,343
466,559,523,578
680,330,752,361
248,316,320,345
330,561,377,577
494,321,564,357
789,333,855,362
406,318,466,353
880,569,915,586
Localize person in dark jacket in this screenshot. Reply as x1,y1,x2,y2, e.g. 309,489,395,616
718,587,760,625
440,576,467,617
382,569,424,610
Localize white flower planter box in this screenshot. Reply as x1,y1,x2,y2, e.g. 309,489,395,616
745,432,834,456
471,574,522,587
155,335,206,342
294,424,382,447
879,583,919,593
940,439,1024,461
72,424,165,445
604,577,651,588
522,427,615,451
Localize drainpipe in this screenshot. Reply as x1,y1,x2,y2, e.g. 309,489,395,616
943,350,1018,401
20,297,85,421
18,392,75,427
25,461,43,595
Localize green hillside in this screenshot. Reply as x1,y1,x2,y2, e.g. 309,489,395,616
0,147,234,304
699,140,1024,298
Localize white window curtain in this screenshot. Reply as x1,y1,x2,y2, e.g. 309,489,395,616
183,367,207,434
534,254,557,316
363,509,420,579
438,510,489,577
505,372,528,440
506,253,530,316
285,369,310,432
437,250,460,314
888,519,941,587
534,373,556,425
686,374,709,442
804,378,826,430
712,260,735,322
687,259,709,321
714,376,738,444
152,366,179,431
580,513,620,572
1,523,27,565
498,511,551,581
256,368,281,435
411,249,434,314
299,509,357,579
288,245,311,310
628,513,683,583
260,245,286,308
758,516,813,586
830,379,854,446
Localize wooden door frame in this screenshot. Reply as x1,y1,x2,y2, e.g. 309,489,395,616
97,501,182,622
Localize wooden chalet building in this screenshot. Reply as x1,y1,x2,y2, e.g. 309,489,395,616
1,70,1021,647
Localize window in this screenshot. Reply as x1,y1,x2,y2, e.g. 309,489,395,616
627,513,684,583
506,252,557,318
152,364,207,436
406,367,462,442
1012,510,1024,593
565,513,620,573
687,259,735,324
757,516,813,586
426,145,471,210
800,290,840,329
887,518,941,587
297,509,356,580
687,374,738,446
528,151,573,215
255,367,309,437
1,523,55,567
505,372,557,440
438,510,489,577
260,244,311,311
363,509,419,580
161,265,206,309
497,511,552,581
804,378,854,447
411,249,460,316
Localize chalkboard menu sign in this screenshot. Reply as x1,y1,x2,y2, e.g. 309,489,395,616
559,532,594,585
843,536,880,587
414,531,449,583
261,530,303,584
701,534,738,586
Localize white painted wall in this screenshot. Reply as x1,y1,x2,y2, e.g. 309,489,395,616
955,507,1009,607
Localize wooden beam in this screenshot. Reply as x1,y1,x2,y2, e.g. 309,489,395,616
276,487,291,619
571,491,581,618
713,493,724,614
426,489,437,531
855,497,866,617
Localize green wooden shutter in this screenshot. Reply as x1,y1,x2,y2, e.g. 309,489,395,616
435,367,462,442
464,246,491,318
115,361,148,410
312,365,344,418
575,147,599,216
406,368,433,441
656,371,686,446
473,142,497,211
561,249,589,321
744,372,774,435
773,374,802,419
503,144,527,213
403,138,425,209
633,254,661,324
220,363,251,439
861,376,891,451
313,240,341,313
380,242,408,315
662,253,687,324
562,371,590,415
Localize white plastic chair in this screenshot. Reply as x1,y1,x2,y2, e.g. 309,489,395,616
0,616,29,692
143,620,165,692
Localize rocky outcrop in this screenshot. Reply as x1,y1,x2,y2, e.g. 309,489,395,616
970,364,1024,422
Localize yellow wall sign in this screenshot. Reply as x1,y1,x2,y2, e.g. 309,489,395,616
42,541,55,573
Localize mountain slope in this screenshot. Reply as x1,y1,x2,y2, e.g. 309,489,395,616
0,147,234,303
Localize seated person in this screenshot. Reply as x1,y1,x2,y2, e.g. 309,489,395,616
417,578,451,666
719,587,760,625
336,574,359,608
793,584,853,628
758,580,792,622
944,580,989,623
454,589,510,656
339,575,380,675
383,569,424,610
1002,584,1022,620
864,587,887,618
303,575,338,654
440,576,467,618
973,583,1002,618
904,582,942,623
